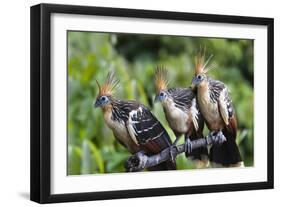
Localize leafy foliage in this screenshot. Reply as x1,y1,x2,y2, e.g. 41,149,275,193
67,31,254,175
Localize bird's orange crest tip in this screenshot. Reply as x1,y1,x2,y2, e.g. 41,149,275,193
194,46,215,75
96,71,119,96
154,66,169,92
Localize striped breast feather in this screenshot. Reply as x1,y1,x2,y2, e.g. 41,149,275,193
126,105,172,148
168,88,195,112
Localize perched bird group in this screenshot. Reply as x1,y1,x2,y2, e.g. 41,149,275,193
94,51,243,171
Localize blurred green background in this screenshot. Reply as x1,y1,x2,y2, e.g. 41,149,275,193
67,31,254,175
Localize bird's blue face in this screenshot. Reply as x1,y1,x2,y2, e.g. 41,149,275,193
94,95,110,108
154,91,168,103
191,74,206,88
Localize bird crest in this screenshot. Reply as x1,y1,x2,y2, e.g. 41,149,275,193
96,71,119,96
154,66,169,92
194,47,215,75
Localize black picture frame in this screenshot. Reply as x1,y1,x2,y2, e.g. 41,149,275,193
30,3,274,203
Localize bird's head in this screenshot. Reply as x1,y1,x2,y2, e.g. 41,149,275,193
191,73,207,88
154,90,168,103
95,95,111,108
94,71,119,109
191,48,215,89
154,66,169,103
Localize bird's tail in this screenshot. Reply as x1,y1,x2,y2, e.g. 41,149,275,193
209,129,242,166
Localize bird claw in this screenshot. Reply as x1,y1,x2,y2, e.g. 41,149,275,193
210,130,227,145
169,144,178,164
184,138,192,155
125,155,140,172
125,151,147,172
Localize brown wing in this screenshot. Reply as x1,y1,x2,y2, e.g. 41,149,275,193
126,105,172,154
126,105,176,170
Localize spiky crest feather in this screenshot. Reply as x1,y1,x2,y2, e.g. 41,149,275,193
194,46,215,75
96,71,119,96
154,66,169,93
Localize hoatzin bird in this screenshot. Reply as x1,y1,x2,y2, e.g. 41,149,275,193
191,52,243,167
154,67,208,168
94,72,176,171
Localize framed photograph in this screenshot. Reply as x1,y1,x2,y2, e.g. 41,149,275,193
30,3,274,203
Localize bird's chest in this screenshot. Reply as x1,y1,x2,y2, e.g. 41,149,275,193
103,111,135,149
163,101,190,134
197,90,224,130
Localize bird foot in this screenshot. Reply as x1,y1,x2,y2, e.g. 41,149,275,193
169,144,179,164
209,130,227,145
184,138,192,155
125,155,140,172
125,151,146,172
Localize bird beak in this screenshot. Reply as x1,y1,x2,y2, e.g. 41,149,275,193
191,83,196,90
191,77,197,89
154,95,160,103
94,100,101,108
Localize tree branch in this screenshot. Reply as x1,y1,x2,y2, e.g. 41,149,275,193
125,131,226,172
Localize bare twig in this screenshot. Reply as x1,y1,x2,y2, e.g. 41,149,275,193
125,131,226,172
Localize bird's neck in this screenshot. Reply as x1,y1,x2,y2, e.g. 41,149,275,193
101,103,113,113
101,103,114,125
197,80,210,103
162,98,175,112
